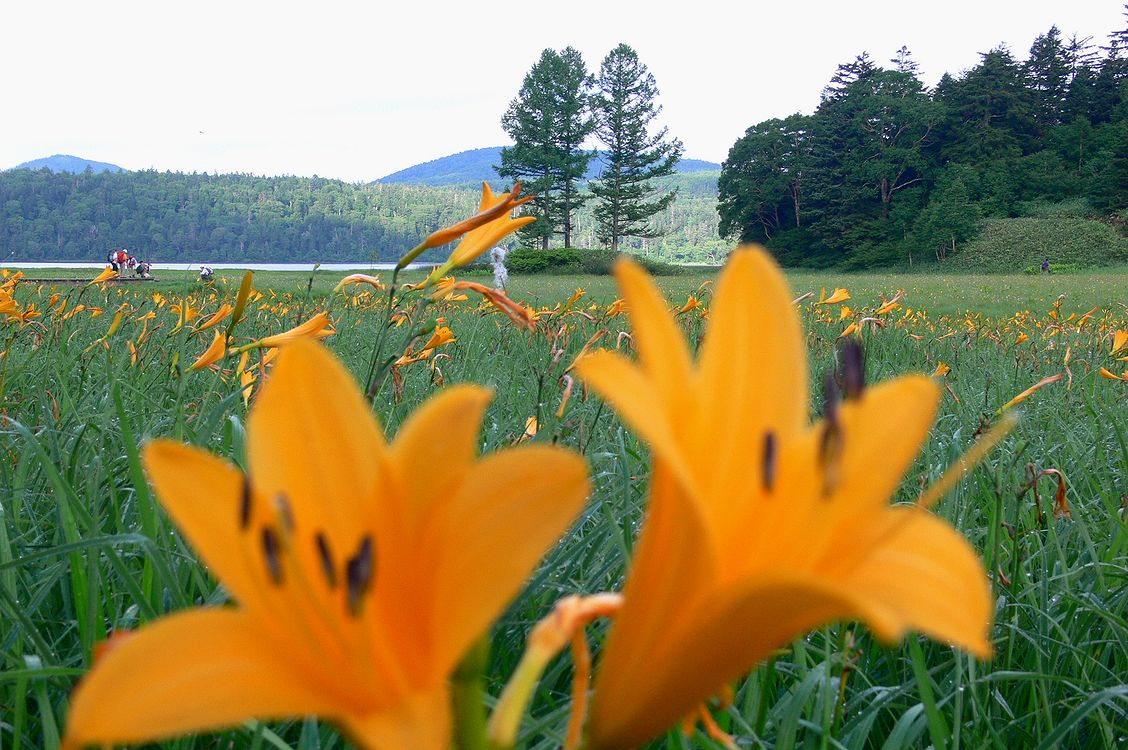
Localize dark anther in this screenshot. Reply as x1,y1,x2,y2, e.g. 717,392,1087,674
822,372,839,420
819,373,843,497
345,536,376,616
838,339,865,401
762,431,777,493
261,527,283,584
274,493,294,533
315,532,337,589
239,476,252,530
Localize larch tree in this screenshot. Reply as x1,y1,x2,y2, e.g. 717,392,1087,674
589,43,683,251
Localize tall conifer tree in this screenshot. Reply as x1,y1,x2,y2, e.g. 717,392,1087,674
590,44,683,251
499,47,594,249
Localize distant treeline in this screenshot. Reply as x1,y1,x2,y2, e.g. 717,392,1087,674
719,21,1128,267
0,168,724,263
0,171,486,263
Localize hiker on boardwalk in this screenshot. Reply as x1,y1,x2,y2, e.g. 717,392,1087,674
107,249,130,272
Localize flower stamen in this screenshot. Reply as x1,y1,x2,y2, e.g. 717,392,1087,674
274,493,294,534
261,527,284,584
315,532,337,588
762,432,777,493
838,339,865,400
819,374,844,497
345,536,376,616
239,476,252,530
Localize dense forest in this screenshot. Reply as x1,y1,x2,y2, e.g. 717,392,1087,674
0,167,723,263
0,171,492,263
719,19,1128,267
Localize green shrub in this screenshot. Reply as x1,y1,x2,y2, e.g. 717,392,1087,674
1015,198,1093,218
506,246,582,273
506,247,684,275
947,216,1128,272
1022,262,1082,274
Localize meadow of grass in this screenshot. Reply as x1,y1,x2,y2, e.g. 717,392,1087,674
0,262,1125,749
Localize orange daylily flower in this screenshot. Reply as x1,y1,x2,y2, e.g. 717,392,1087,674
605,299,627,317
423,184,536,282
674,296,701,316
996,373,1063,414
1099,367,1128,382
932,361,951,377
420,325,456,352
1112,330,1128,356
194,303,234,332
251,312,335,349
451,281,537,331
89,266,118,285
399,182,533,270
62,340,588,750
333,273,385,293
820,287,851,304
170,301,201,333
875,292,904,315
575,247,993,749
190,331,227,371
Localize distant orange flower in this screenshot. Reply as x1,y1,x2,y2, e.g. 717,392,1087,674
997,373,1063,413
820,287,851,304
399,182,533,270
190,331,227,371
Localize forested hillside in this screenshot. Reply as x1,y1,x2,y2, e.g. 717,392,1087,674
9,155,124,174
0,170,484,262
719,20,1128,268
0,168,724,262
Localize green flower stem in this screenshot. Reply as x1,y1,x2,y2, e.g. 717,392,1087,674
451,637,491,750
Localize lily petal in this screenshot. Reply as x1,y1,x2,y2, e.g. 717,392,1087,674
591,572,856,750
843,507,994,658
696,248,809,490
389,384,493,529
589,467,715,744
615,258,694,405
572,349,694,490
247,340,389,559
425,445,589,672
64,609,343,750
142,441,265,611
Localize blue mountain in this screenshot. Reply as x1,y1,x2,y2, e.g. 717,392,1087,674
10,154,125,174
374,146,719,187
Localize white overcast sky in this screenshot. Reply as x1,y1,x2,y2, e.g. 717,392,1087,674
1,1,1123,182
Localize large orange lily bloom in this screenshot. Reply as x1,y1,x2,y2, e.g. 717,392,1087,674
575,246,993,749
63,339,589,750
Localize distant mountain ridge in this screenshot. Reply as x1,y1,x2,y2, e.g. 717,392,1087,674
10,154,125,174
375,146,720,187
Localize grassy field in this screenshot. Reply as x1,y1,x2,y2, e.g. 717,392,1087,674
0,262,1126,749
16,263,1128,318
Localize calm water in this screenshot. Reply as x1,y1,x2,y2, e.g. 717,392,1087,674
2,261,431,272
